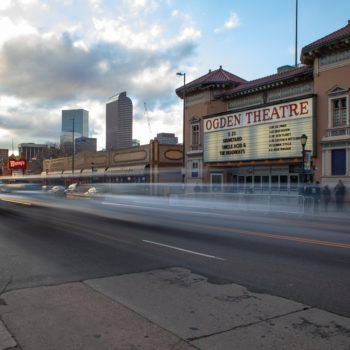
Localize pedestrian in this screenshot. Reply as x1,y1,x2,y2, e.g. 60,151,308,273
312,181,321,213
303,179,313,210
322,185,331,212
334,179,346,212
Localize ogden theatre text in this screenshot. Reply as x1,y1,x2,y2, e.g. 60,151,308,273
203,98,314,163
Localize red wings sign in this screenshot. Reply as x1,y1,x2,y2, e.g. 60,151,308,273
9,159,27,169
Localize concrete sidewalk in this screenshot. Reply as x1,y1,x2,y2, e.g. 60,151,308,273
1,268,350,350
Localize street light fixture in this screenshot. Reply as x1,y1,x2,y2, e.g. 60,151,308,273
176,72,186,183
300,134,307,183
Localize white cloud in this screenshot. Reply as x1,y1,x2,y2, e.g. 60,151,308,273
16,0,48,10
214,12,241,34
97,60,109,73
0,17,38,47
90,0,103,13
18,0,40,5
131,63,172,92
0,95,22,111
177,26,201,42
225,12,241,29
0,0,11,11
73,40,89,52
0,127,10,138
133,103,182,144
124,0,158,15
92,17,163,50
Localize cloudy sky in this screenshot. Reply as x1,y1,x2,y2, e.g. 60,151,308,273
1,0,349,153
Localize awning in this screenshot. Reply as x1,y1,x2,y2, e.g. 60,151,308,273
106,165,147,176
62,170,75,175
45,171,63,177
80,168,106,176
61,168,105,176
81,168,105,174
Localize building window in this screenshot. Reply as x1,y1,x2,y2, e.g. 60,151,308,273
332,149,346,175
191,160,199,178
191,123,200,145
332,98,347,127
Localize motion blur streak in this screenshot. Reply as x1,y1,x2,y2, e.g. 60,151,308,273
189,222,350,249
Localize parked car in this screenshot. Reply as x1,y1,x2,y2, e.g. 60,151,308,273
84,187,105,199
48,185,66,197
64,183,79,194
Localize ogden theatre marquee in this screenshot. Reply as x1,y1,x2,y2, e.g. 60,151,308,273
204,98,315,163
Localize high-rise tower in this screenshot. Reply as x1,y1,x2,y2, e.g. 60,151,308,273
60,109,89,154
106,91,133,150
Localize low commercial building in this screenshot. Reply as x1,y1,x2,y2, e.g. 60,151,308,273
42,140,183,184
18,143,48,161
176,21,350,194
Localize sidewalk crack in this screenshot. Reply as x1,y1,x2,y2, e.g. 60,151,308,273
187,306,312,342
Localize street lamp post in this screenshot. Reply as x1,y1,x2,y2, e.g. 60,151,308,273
71,118,75,176
300,134,308,184
91,162,95,183
176,72,186,183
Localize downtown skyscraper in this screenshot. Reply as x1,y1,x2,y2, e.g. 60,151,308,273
60,109,89,154
106,91,133,150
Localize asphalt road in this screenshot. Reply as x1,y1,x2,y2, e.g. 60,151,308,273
0,193,349,319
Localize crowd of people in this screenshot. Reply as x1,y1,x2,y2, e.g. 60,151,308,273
302,179,346,212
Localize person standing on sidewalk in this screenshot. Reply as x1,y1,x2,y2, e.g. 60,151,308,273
312,181,321,213
322,185,331,212
334,179,346,212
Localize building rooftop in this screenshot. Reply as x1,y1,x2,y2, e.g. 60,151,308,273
222,65,313,98
175,21,349,100
301,20,350,64
106,91,128,104
175,66,246,98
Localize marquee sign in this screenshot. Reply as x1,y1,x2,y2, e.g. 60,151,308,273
204,98,314,163
9,159,27,169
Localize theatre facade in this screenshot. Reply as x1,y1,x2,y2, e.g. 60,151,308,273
176,21,350,192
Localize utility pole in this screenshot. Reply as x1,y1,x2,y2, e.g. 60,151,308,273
72,118,75,176
295,0,298,66
176,72,186,184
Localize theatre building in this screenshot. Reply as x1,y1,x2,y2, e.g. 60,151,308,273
176,21,350,192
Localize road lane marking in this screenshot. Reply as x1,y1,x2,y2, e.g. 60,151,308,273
102,201,146,209
1,198,32,206
188,223,350,249
142,240,225,260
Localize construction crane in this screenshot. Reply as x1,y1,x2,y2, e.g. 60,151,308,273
144,102,153,139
